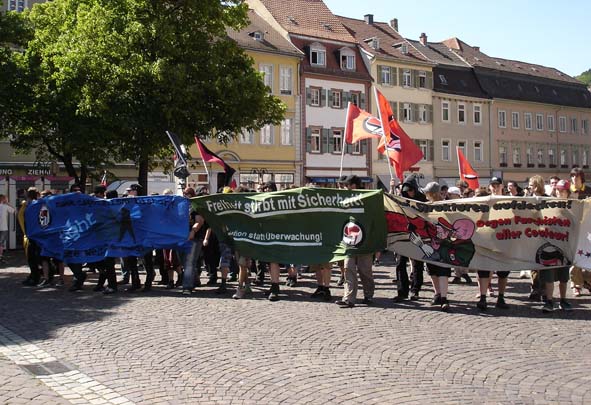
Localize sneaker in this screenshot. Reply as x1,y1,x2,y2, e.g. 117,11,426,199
244,284,253,295
285,277,293,287
495,297,510,309
311,287,324,298
392,295,408,303
337,276,345,287
373,260,380,266
362,297,373,305
103,287,116,295
56,277,65,287
37,279,50,288
440,298,450,312
461,274,473,284
558,300,572,311
232,287,246,299
268,284,280,301
323,288,332,302
228,274,238,283
542,301,554,313
182,289,192,295
335,300,354,308
206,278,217,286
430,294,442,306
450,277,462,284
215,284,228,294
410,292,419,301
572,287,582,297
477,299,487,311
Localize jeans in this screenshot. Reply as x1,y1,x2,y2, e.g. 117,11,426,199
396,256,424,296
182,239,204,289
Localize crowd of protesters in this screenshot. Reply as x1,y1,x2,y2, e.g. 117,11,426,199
5,167,591,314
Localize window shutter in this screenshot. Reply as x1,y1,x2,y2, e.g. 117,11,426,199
377,65,383,84
361,139,368,155
389,101,396,119
391,67,398,86
427,105,433,123
321,88,327,107
393,101,399,120
398,68,404,87
342,91,349,105
322,128,329,153
426,71,433,89
328,131,335,153
411,70,418,88
346,142,353,154
429,140,434,161
412,104,419,122
306,127,311,152
360,92,366,109
328,90,333,106
306,87,311,105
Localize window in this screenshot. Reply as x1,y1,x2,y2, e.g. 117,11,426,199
548,148,556,165
583,149,589,166
417,140,429,161
571,117,578,133
281,119,292,145
279,66,292,95
442,140,450,161
332,129,342,153
474,141,482,161
512,112,520,129
499,146,507,165
560,149,567,166
439,74,448,85
473,105,482,125
331,90,342,109
418,71,427,88
352,141,361,154
524,113,532,130
573,149,579,166
442,102,450,122
260,125,273,145
310,87,320,107
458,140,467,157
380,66,391,85
536,114,544,131
583,119,589,135
457,103,466,124
402,69,412,87
310,45,326,66
310,128,321,153
240,129,254,144
349,92,360,106
537,148,544,165
498,110,506,128
402,103,412,122
260,64,273,93
513,146,521,165
559,116,567,132
340,50,355,70
526,146,533,165
548,115,555,132
419,105,427,123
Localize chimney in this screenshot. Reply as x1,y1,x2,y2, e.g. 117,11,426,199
473,46,480,52
364,14,373,25
390,18,398,31
419,32,427,46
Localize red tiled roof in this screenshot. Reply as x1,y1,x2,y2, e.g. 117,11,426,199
258,0,356,43
338,16,432,65
442,37,580,84
227,9,303,57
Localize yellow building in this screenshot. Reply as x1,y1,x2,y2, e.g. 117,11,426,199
188,9,303,191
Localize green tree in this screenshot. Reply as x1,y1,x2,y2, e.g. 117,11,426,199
576,69,591,86
14,0,285,193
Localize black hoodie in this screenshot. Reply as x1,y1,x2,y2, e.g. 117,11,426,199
400,173,426,202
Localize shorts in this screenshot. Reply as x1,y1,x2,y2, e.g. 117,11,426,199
477,271,509,279
426,263,451,277
540,266,569,284
0,231,7,249
219,242,233,268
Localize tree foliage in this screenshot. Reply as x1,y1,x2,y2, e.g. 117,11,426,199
576,69,591,86
4,0,286,193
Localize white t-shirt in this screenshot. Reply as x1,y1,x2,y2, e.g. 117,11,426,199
0,204,15,231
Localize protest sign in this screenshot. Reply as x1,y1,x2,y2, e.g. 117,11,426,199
192,188,386,264
385,193,582,271
26,194,191,263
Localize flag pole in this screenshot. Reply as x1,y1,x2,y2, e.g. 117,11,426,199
456,146,461,182
339,102,351,178
373,87,396,182
196,134,212,191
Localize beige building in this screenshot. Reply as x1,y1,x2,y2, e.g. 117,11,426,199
444,38,591,183
339,15,436,186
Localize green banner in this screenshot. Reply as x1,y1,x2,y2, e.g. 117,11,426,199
191,187,386,264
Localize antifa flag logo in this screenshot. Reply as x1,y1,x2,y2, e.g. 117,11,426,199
342,220,364,247
38,204,51,229
364,117,401,151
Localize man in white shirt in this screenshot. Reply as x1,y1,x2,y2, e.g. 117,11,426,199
0,194,16,262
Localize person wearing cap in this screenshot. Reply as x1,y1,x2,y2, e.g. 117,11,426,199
446,187,462,200
393,174,426,303
488,177,503,196
335,175,375,308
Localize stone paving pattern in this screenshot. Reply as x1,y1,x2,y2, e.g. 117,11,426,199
1,251,591,404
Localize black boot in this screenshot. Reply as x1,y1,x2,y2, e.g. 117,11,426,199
268,283,280,301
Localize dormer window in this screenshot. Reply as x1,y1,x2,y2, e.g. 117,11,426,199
401,43,408,54
310,43,326,67
495,61,504,66
252,31,264,41
340,48,356,70
439,74,448,85
366,37,380,50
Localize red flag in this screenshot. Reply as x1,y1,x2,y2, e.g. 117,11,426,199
344,102,382,144
374,88,423,180
194,136,236,186
457,147,479,189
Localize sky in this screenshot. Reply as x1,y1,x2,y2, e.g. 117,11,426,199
323,0,590,77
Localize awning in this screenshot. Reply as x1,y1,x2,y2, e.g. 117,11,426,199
307,176,373,184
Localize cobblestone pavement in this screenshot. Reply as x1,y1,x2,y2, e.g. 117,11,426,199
1,251,591,404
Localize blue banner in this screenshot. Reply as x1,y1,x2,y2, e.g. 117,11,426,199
26,194,191,263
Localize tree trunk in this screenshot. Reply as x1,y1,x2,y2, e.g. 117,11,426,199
138,158,149,196
62,154,80,186
79,165,88,194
